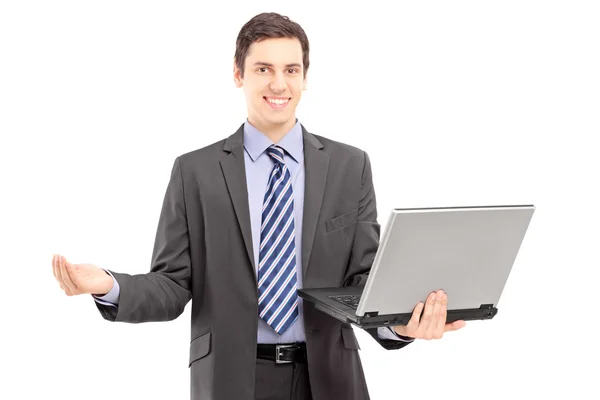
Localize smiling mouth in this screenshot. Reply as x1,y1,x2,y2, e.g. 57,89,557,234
264,97,291,108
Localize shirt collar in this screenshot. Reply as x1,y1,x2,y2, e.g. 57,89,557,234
243,118,303,163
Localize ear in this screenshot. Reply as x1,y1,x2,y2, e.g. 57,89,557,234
233,59,243,88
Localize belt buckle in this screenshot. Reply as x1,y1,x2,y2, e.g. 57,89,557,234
275,344,295,364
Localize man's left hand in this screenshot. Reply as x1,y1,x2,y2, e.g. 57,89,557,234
393,290,467,340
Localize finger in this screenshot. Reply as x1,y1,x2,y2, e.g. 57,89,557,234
58,255,78,294
424,290,444,340
61,256,79,291
54,255,70,295
416,292,437,338
63,258,80,291
432,291,448,338
52,254,58,280
55,255,69,294
405,301,425,335
445,320,467,332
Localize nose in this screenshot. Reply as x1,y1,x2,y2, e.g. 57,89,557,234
269,71,287,93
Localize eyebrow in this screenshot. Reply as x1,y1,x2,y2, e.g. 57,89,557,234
253,62,302,68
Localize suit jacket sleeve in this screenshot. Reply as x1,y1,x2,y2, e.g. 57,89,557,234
342,151,414,350
94,156,192,323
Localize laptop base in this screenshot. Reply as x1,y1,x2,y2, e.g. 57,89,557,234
298,287,498,329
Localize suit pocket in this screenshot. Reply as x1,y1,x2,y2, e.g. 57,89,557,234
188,330,211,367
341,326,361,350
325,208,359,232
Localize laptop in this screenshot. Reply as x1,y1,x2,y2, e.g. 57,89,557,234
297,205,535,329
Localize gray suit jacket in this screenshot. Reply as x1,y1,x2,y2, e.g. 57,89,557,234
95,123,411,400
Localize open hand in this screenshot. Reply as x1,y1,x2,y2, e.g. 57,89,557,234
52,254,113,296
393,290,466,340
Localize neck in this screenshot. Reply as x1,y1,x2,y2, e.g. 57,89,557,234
248,116,296,143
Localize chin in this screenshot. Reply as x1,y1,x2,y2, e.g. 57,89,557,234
265,114,292,125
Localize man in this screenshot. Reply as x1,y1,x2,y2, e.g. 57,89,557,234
52,12,466,400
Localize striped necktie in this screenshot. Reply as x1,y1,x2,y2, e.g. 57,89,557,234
257,145,299,334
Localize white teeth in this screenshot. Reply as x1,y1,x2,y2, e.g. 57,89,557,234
267,98,289,105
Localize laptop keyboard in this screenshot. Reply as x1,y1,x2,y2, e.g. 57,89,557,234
329,294,362,310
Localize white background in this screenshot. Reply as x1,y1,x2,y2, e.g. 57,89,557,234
1,1,599,399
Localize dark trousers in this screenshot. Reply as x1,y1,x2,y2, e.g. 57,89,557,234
255,358,313,400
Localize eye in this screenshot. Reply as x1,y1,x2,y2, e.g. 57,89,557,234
287,69,299,74
257,67,269,73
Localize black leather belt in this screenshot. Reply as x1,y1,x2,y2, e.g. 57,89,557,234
257,343,307,364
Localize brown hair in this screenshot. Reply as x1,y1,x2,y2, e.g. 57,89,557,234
234,12,310,79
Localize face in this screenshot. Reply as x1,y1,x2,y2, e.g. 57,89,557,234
233,37,307,135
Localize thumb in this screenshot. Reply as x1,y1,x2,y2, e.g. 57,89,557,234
445,320,466,332
65,260,79,272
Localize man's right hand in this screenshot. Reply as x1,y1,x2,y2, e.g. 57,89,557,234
52,254,114,296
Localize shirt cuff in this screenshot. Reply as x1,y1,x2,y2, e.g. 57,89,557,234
91,270,120,307
377,326,415,342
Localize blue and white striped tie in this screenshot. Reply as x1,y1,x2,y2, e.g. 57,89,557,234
257,145,299,334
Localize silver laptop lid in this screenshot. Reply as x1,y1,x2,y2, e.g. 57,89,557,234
355,205,535,317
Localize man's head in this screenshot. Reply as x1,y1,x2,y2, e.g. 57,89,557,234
233,12,310,137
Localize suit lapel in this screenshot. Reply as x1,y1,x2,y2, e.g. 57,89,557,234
301,125,329,282
220,124,256,280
